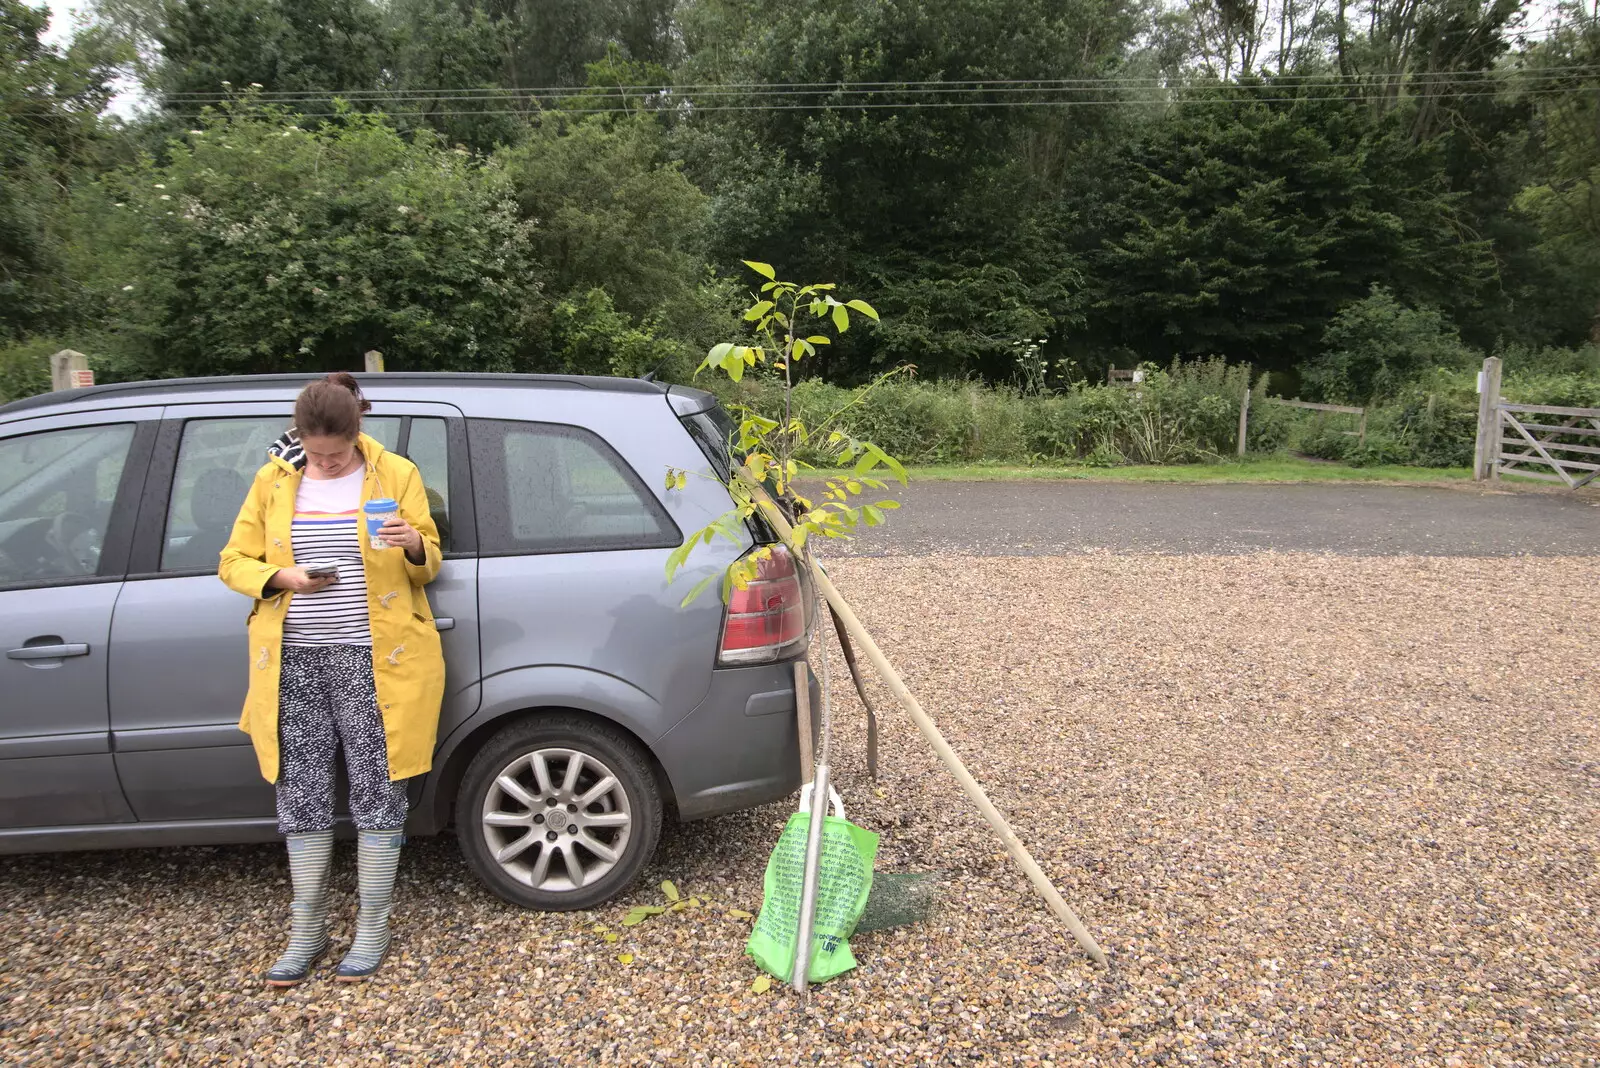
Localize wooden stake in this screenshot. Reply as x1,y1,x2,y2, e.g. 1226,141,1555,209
1475,357,1503,481
1237,375,1251,457
751,478,1107,967
829,604,879,780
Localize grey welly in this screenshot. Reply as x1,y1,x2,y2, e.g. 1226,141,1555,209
337,829,404,981
265,830,334,986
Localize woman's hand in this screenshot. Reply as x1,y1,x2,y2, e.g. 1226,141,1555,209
379,516,425,563
268,566,336,593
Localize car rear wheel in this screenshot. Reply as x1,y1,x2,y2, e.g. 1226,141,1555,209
456,715,663,911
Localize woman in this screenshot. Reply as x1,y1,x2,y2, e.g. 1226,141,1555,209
220,372,445,986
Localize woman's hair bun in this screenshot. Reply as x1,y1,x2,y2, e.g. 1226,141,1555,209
324,371,373,414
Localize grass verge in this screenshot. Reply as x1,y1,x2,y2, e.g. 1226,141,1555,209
880,458,1479,484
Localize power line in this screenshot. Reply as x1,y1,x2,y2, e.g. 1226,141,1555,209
140,62,1600,102
121,83,1600,123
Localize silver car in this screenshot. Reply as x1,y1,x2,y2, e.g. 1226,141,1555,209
0,373,814,909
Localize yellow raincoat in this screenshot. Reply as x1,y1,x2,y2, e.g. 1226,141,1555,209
219,432,445,784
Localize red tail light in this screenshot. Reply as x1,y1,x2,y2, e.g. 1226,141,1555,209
718,544,807,664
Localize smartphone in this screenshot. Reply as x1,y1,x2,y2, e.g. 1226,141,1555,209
303,562,339,580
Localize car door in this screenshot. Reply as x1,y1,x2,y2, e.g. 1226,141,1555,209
469,415,721,737
107,401,479,821
0,410,157,829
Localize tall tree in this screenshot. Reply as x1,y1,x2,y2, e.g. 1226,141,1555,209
1,0,124,339
1514,9,1600,340
675,0,1144,379
1069,83,1495,375
153,0,392,117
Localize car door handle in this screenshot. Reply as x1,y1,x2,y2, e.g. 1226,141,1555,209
8,643,91,660
434,617,455,632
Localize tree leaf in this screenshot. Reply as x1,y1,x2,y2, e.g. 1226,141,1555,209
661,880,681,902
618,953,634,964
621,905,666,926
680,572,720,607
805,335,831,345
743,260,776,280
603,932,619,943
752,974,772,994
832,304,849,332
726,908,754,920
744,300,775,322
845,298,879,320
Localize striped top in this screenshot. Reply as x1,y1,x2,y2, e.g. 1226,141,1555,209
283,467,371,646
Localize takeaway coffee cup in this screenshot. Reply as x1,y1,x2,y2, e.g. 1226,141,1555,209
363,498,400,549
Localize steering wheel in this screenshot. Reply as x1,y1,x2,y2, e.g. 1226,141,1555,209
46,512,99,576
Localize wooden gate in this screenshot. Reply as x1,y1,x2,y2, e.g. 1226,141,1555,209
1474,357,1600,488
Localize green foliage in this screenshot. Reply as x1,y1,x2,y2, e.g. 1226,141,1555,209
383,0,525,152
548,287,681,380
1303,286,1475,403
18,0,1600,432
666,264,904,604
1,1,126,339
499,117,711,327
153,0,391,111
726,358,1261,466
75,99,544,378
0,336,60,403
1075,86,1494,377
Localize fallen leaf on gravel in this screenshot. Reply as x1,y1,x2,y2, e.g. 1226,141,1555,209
752,975,772,994
661,880,680,902
621,906,665,926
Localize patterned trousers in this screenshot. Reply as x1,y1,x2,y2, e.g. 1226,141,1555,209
275,645,409,836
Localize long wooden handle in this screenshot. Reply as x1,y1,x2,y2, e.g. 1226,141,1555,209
757,479,1107,966
808,564,1108,966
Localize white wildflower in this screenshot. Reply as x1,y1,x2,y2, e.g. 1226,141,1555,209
159,194,172,201
153,183,166,189
122,285,134,291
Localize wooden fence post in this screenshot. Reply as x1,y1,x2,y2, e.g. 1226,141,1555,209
50,349,92,391
364,349,385,373
1237,374,1251,457
1474,357,1502,481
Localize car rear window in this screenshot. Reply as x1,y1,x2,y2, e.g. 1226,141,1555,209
468,419,680,556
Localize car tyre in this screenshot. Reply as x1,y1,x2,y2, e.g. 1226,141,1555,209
456,715,663,911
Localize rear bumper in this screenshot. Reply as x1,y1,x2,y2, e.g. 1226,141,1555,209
654,660,820,821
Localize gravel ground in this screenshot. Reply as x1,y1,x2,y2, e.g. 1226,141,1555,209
4,553,1599,1066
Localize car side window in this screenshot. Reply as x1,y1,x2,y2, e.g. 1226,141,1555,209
161,416,406,571
0,424,136,585
470,419,679,555
162,418,285,571
401,417,451,552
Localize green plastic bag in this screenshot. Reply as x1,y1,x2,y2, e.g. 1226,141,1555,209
746,791,879,984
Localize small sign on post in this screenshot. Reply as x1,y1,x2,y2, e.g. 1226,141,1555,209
50,350,92,391
364,349,385,373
